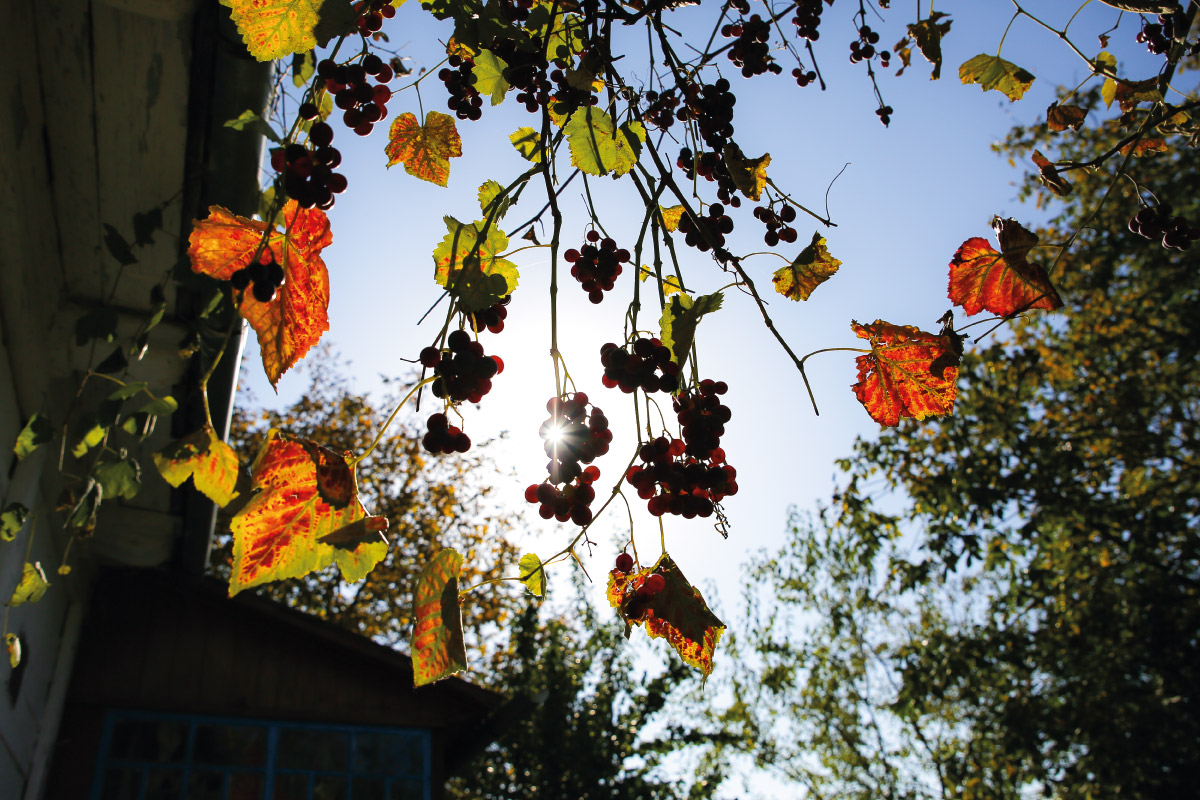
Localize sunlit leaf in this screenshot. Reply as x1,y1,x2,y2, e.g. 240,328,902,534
851,320,959,427
12,414,54,462
136,395,178,416
219,0,356,61
92,453,142,501
5,633,20,668
638,266,684,296
188,201,332,387
412,548,467,686
66,479,102,532
154,425,242,507
477,179,512,220
959,53,1035,101
224,109,283,143
472,49,511,105
772,232,841,301
1,503,29,543
722,144,770,201
607,554,725,677
1046,102,1086,131
1112,78,1162,113
1120,137,1168,157
658,205,684,232
228,429,387,596
660,292,723,370
384,111,462,187
509,126,542,161
564,107,644,176
72,424,106,459
432,216,519,312
518,553,545,597
292,51,315,88
8,562,49,606
949,217,1064,317
1032,150,1072,197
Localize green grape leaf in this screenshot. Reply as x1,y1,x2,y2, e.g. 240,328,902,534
137,395,178,416
13,414,54,462
412,548,467,686
92,453,143,501
564,108,644,176
772,232,842,301
8,562,50,607
722,143,770,201
6,633,20,668
959,53,1035,101
72,424,107,459
224,109,283,144
660,292,724,371
478,179,512,221
1,503,29,543
66,479,103,532
292,51,316,88
518,553,545,597
472,49,511,105
510,127,542,161
432,217,519,312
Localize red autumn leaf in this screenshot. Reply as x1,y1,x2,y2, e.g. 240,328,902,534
412,548,467,687
228,429,387,596
948,217,1064,317
851,319,960,427
188,200,331,387
384,111,462,187
607,554,725,678
153,424,242,507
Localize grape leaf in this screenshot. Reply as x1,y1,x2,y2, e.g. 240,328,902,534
220,0,319,61
658,205,684,232
1120,138,1168,157
564,107,644,177
385,111,462,187
509,127,542,161
1032,150,1072,197
472,49,511,105
949,217,1063,317
607,554,725,677
1046,102,1086,131
517,553,545,597
412,548,467,686
660,292,723,370
224,109,283,143
6,633,20,668
959,53,1035,101
851,320,960,427
153,425,242,508
477,179,512,220
91,453,142,501
8,562,50,606
1112,78,1162,112
638,266,684,296
228,429,388,596
188,200,332,387
12,414,54,462
907,11,952,79
772,232,841,301
722,143,770,201
1,503,29,543
432,216,519,312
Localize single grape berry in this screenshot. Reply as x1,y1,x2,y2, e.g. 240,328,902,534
615,552,634,573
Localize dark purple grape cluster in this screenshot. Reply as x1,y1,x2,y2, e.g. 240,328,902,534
600,337,680,394
624,435,738,519
791,66,818,88
419,330,502,404
1137,11,1185,56
352,0,394,34
674,379,732,458
270,139,347,210
1128,204,1199,251
467,295,510,334
439,55,483,121
722,15,782,78
546,64,598,117
525,465,600,525
498,0,534,22
675,147,742,208
849,24,888,65
677,79,736,151
642,89,679,131
320,57,393,137
538,392,612,485
875,105,894,126
230,252,285,303
753,203,798,246
422,412,471,454
678,203,734,252
792,0,825,41
565,231,629,303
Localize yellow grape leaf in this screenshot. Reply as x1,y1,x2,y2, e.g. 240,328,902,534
12,414,54,462
432,217,519,312
722,144,770,201
9,562,50,606
959,53,1035,101
219,0,355,62
1120,138,1168,157
478,179,512,220
658,205,684,232
510,126,542,161
772,232,841,301
228,429,388,596
384,111,462,187
2,503,29,543
5,633,20,669
851,320,960,427
638,266,684,296
564,107,644,177
472,49,510,106
188,201,332,387
412,548,467,686
153,425,242,508
518,553,545,597
607,554,725,677
660,292,723,369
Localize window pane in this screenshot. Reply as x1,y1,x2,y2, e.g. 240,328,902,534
144,768,184,800
100,768,142,800
274,773,312,800
312,775,346,800
229,771,264,799
387,779,424,800
110,719,189,762
193,724,267,767
278,727,349,771
352,733,422,777
187,770,226,800
352,777,386,800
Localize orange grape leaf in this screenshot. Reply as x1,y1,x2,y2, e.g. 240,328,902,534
412,548,467,686
219,0,353,62
1120,137,1168,157
722,143,770,201
1112,78,1162,112
948,217,1064,317
772,232,841,301
384,111,462,187
188,200,331,387
153,425,242,507
959,53,1035,101
851,320,960,427
1046,102,1086,131
228,429,387,596
607,554,725,678
1032,150,1072,197
658,205,684,232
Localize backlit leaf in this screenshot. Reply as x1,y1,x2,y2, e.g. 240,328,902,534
518,553,545,597
1112,78,1162,112
510,127,542,161
607,554,725,677
228,429,387,596
658,205,684,232
72,424,106,459
638,266,684,296
851,320,959,427
13,414,54,462
6,633,20,668
564,107,644,176
722,143,770,201
1032,150,1072,197
188,201,332,387
1,503,29,543
477,179,512,220
412,548,467,686
432,216,519,312
472,49,510,105
384,111,462,187
1046,102,1086,131
660,292,723,370
153,425,242,508
1120,138,1168,157
907,11,952,79
220,0,355,61
772,232,841,301
224,109,283,143
959,53,1035,101
8,562,49,606
949,217,1064,317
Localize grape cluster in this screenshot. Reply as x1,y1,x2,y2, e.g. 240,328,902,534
791,66,818,88
422,412,471,454
677,79,736,151
230,252,285,303
722,15,782,78
270,140,347,210
678,203,734,252
319,57,393,137
676,147,742,209
467,295,510,334
875,105,894,126
419,330,503,404
849,24,889,65
792,0,825,41
439,55,483,121
352,0,395,34
674,380,732,458
546,65,598,117
525,467,600,525
753,203,798,246
565,231,630,303
1137,12,1185,56
1128,204,1198,251
538,393,612,485
642,89,679,131
600,337,680,394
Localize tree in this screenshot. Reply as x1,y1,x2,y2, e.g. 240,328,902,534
729,80,1200,799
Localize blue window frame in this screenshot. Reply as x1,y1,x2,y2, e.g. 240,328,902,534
90,711,432,800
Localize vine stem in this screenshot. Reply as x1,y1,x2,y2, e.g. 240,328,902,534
350,376,436,468
199,314,242,429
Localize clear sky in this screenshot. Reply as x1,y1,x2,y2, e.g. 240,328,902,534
237,0,1167,723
